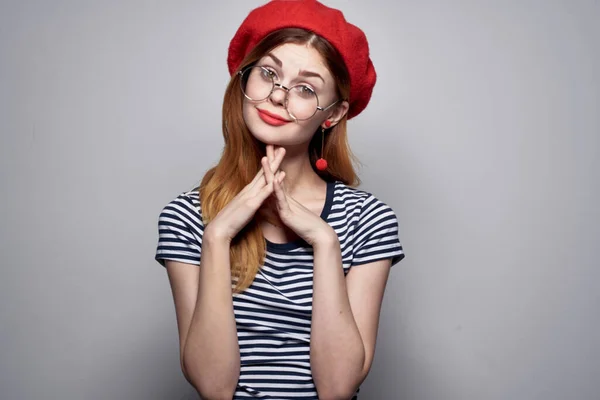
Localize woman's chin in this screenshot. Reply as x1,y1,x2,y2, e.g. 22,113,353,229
249,129,292,147
245,118,312,148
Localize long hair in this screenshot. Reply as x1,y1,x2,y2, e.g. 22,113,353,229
199,28,361,293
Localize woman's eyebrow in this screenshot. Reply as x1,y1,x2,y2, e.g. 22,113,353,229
266,53,283,67
266,53,325,83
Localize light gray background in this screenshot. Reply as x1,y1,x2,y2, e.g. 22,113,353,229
1,0,598,399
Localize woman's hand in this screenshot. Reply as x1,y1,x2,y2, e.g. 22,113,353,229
204,146,286,243
264,147,337,247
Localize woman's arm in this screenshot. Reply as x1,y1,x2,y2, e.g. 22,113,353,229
310,235,392,400
164,148,287,398
264,168,394,398
166,230,240,400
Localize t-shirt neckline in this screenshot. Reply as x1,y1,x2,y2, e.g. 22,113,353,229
265,180,336,252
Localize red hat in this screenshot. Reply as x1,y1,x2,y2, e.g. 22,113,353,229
227,0,376,120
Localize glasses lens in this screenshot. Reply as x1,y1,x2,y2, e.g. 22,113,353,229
241,66,274,101
286,86,319,121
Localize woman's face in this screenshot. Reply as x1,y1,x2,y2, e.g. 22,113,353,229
242,42,344,148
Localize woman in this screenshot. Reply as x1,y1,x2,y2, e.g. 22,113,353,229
155,1,405,399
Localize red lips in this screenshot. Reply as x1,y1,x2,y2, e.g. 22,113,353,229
256,108,291,126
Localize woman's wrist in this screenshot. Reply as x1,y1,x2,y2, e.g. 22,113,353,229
202,224,232,248
311,228,340,251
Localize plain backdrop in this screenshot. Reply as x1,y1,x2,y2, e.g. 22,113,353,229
1,0,599,399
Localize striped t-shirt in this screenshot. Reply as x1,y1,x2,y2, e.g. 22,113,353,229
155,180,405,399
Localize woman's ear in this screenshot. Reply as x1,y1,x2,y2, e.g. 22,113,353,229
325,100,350,128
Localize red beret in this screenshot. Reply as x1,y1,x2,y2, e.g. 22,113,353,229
227,0,376,120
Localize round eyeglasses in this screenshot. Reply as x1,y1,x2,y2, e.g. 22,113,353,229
238,66,340,121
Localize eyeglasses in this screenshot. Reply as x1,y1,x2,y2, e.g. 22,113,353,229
238,66,340,121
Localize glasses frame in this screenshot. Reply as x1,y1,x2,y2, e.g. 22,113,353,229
238,65,341,121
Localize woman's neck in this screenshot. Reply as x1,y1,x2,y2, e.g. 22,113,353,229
257,146,327,226
279,155,324,195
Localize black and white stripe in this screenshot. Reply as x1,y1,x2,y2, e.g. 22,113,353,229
156,181,405,399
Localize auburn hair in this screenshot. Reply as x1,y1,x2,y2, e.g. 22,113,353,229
199,28,361,293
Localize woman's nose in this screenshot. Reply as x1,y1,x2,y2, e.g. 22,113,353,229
269,84,287,106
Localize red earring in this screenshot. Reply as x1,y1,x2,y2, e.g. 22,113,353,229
315,126,328,171
325,120,332,128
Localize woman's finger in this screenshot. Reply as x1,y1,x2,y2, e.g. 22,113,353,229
280,172,288,190
273,171,289,212
276,170,285,184
269,146,286,174
251,147,286,192
256,158,277,201
262,156,275,186
266,144,274,165
273,170,285,187
249,158,267,188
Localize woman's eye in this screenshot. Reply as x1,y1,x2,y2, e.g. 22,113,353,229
261,68,277,79
298,85,316,97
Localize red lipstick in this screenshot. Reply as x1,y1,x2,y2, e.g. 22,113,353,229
257,108,291,126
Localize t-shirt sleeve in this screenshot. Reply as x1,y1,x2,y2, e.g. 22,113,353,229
155,193,204,267
351,194,405,267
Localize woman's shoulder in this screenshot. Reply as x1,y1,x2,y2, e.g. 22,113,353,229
332,181,405,266
155,187,203,267
158,186,204,229
332,181,395,213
